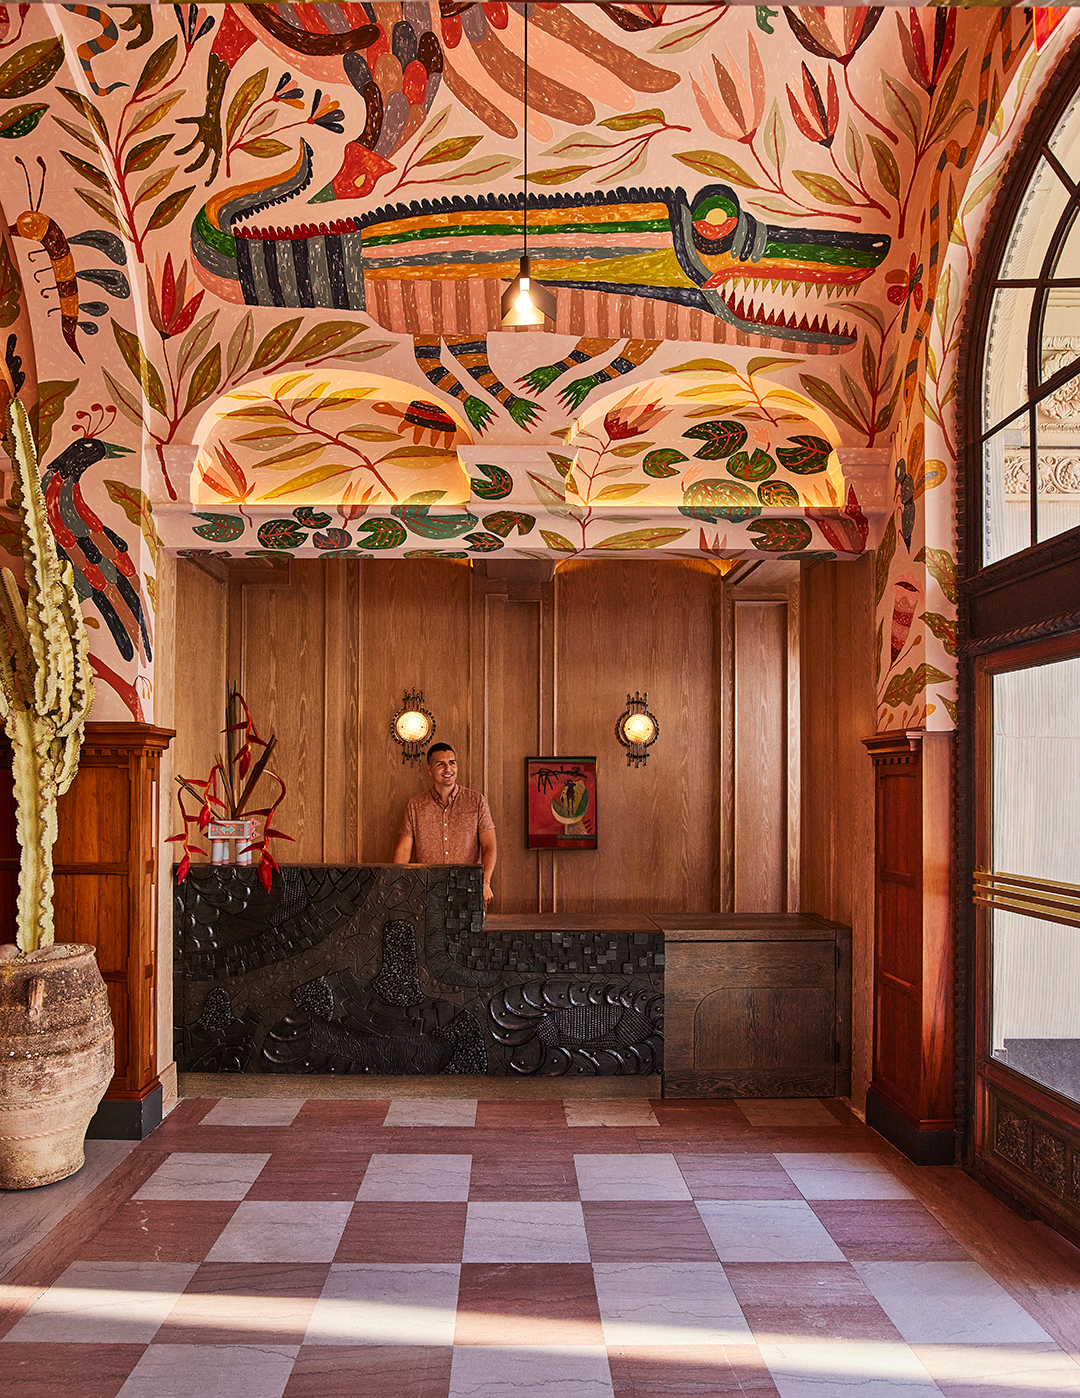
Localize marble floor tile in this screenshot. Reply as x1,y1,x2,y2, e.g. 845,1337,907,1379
810,1201,971,1262
575,1153,692,1201
305,1263,460,1345
647,1099,750,1129
155,1262,329,1344
198,1099,306,1127
758,1339,943,1397
774,1154,913,1201
468,1150,580,1201
724,1262,903,1343
696,1201,847,1263
454,1262,603,1345
2,1342,146,1398
384,1099,477,1128
116,1342,298,1398
358,1154,473,1202
205,1201,352,1263
675,1154,803,1201
290,1100,391,1130
737,1101,843,1128
133,1153,270,1202
447,1344,614,1397
75,1200,238,1262
911,1342,1080,1395
593,1262,753,1346
335,1202,467,1263
607,1343,781,1396
462,1201,590,1263
245,1154,370,1202
853,1261,1052,1344
283,1344,452,1397
474,1101,568,1130
2,1261,198,1344
565,1100,660,1128
583,1201,718,1262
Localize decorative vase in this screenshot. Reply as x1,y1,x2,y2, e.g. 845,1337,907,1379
0,944,115,1189
208,818,260,866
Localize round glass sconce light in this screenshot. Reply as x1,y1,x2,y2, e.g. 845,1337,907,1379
616,691,659,767
392,689,435,764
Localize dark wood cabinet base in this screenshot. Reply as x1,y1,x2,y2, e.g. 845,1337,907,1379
86,1084,163,1141
866,1087,956,1165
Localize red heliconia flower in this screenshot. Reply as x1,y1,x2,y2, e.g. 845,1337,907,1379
786,63,839,148
603,389,670,441
146,254,205,339
785,7,884,68
897,7,956,93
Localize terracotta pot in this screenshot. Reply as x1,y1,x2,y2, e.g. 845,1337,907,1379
0,944,114,1189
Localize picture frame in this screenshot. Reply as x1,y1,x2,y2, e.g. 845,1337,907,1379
526,757,597,850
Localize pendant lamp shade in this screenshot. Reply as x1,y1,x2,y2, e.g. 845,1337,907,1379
501,255,557,326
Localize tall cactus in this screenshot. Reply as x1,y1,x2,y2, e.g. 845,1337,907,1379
0,398,94,953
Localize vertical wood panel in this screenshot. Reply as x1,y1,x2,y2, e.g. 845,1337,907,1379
486,597,541,912
734,600,787,912
172,561,226,834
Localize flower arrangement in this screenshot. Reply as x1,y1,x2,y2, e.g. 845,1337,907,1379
169,686,290,888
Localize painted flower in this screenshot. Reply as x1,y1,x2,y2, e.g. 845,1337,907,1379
308,88,345,134
896,8,956,93
690,34,765,143
887,253,924,332
274,71,304,107
786,64,839,149
603,388,670,441
146,255,204,339
784,6,884,67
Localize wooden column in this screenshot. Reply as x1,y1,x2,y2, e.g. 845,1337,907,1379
0,723,174,1138
863,730,955,1163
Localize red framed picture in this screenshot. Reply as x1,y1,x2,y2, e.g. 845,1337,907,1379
526,757,597,850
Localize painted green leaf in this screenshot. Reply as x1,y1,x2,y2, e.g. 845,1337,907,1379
390,503,477,538
758,481,800,507
227,68,267,142
777,434,832,474
799,373,866,433
239,136,291,159
255,463,354,500
281,320,365,364
104,479,164,560
355,516,408,550
191,512,245,543
250,318,303,371
598,109,665,131
0,237,21,329
145,184,194,233
51,115,99,153
464,530,504,552
403,549,468,559
881,663,952,709
133,165,178,209
915,545,957,604
181,343,221,419
727,448,776,482
56,87,108,142
293,507,332,529
748,518,813,552
245,549,294,561
937,693,958,726
793,170,856,207
112,320,166,415
61,148,111,191
643,448,688,478
470,462,513,499
128,90,185,137
674,150,759,188
133,37,177,99
540,529,576,552
523,163,591,185
312,528,351,550
0,38,64,100
416,134,483,167
593,527,688,550
74,186,121,232
920,611,957,657
177,310,219,384
482,511,535,538
0,103,47,139
594,483,648,502
227,311,254,380
527,471,567,508
680,479,760,524
867,133,900,198
682,419,748,460
30,379,78,457
257,519,306,550
875,514,897,606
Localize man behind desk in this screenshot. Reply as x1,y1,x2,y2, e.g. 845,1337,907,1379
392,743,497,907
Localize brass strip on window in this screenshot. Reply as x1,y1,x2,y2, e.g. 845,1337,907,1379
973,870,1080,931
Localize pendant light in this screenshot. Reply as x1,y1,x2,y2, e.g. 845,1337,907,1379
501,5,556,327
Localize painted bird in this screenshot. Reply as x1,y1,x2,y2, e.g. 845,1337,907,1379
41,409,152,665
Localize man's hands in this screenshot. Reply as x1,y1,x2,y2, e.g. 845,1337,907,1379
483,881,493,908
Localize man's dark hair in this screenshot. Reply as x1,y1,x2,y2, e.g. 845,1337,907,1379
426,742,456,763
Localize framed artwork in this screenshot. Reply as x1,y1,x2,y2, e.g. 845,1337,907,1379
526,757,597,850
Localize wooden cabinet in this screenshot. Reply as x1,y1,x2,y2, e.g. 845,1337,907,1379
863,731,955,1164
659,914,852,1097
0,723,174,1137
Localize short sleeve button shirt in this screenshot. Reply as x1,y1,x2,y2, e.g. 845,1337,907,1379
400,785,494,864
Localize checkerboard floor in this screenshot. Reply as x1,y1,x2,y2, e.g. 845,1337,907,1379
3,1095,1080,1396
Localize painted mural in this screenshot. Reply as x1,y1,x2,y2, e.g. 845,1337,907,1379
0,4,1071,726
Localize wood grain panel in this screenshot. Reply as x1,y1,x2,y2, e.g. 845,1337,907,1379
486,596,541,912
552,559,719,913
172,560,227,847
734,600,787,912
53,766,130,866
666,941,834,988
693,986,832,1071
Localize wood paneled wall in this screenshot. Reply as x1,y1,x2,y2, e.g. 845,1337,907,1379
800,555,876,1109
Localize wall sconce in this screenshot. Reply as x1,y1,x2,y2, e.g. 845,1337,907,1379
616,691,658,767
392,689,435,764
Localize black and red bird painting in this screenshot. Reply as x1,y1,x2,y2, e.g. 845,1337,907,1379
41,406,152,665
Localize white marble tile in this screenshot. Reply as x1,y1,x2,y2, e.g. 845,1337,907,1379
199,1098,305,1127
854,1262,1052,1345
737,1100,842,1127
912,1342,1080,1394
305,1263,460,1345
564,1099,659,1128
383,1098,477,1127
592,1262,752,1345
448,1345,614,1397
134,1152,270,1201
463,1201,590,1263
696,1200,846,1262
2,1261,198,1343
759,1339,944,1397
204,1200,352,1263
775,1153,914,1200
358,1153,472,1202
575,1153,691,1201
117,1343,298,1398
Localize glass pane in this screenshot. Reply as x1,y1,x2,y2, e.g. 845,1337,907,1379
1001,157,1072,280
1050,88,1080,180
1047,204,1080,281
1037,287,1080,385
982,286,1034,433
990,656,1080,1103
982,424,1032,565
1033,416,1080,547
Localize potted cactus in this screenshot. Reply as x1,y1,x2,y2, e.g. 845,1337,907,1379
0,396,112,1190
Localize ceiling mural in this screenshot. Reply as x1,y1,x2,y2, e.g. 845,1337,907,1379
0,3,1071,723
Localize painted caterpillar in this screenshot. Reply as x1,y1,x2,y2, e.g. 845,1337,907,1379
10,157,83,361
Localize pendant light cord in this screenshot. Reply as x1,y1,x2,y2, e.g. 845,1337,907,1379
522,4,528,262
